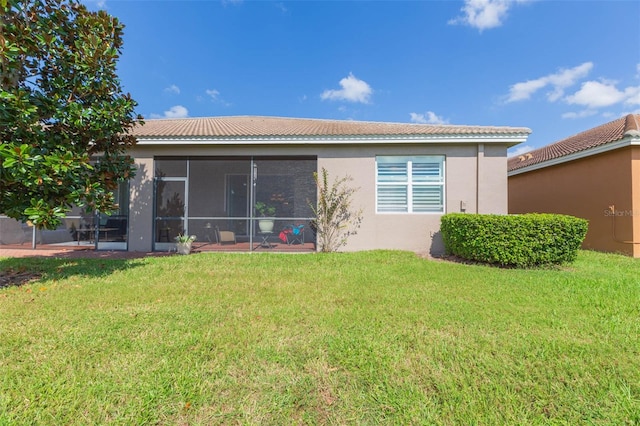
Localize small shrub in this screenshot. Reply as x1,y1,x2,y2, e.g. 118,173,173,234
310,167,363,252
440,213,588,268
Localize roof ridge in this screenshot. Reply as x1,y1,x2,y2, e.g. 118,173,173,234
140,115,528,130
623,114,640,135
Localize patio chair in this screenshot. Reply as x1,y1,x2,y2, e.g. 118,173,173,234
280,224,305,245
215,226,236,245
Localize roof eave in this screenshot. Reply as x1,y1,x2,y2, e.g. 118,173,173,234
134,133,531,146
508,134,640,176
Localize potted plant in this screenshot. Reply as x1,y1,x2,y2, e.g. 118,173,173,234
175,233,196,255
255,201,276,232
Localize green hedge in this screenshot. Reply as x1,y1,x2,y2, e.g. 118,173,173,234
440,213,588,268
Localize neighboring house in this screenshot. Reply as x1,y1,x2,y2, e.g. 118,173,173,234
508,114,640,257
0,116,531,254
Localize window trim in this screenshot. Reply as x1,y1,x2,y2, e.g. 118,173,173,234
375,155,445,214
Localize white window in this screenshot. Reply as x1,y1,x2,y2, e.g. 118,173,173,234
376,156,445,213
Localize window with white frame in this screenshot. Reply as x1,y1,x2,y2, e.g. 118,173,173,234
376,156,445,213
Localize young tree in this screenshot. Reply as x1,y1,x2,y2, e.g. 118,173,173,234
310,167,363,252
0,0,141,229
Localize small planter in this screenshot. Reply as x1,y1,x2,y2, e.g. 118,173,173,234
258,219,275,233
175,233,196,255
176,241,192,255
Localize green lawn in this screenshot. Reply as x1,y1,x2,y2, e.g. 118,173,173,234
0,250,638,424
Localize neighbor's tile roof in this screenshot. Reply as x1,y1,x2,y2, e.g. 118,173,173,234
508,114,640,172
131,115,531,138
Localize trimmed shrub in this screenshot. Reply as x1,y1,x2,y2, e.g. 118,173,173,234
440,213,588,268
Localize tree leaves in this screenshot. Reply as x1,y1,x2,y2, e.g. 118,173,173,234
0,0,143,229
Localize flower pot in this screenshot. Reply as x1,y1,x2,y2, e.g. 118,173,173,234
176,242,192,255
258,219,275,233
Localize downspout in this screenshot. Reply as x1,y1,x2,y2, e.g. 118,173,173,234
476,143,483,213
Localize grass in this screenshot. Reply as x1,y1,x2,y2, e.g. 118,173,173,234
0,250,638,424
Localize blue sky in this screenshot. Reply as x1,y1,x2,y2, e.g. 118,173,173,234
85,0,640,155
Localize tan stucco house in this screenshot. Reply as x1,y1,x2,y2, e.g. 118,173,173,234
508,114,640,257
1,116,531,254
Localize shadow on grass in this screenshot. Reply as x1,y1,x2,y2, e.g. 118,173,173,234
0,253,159,289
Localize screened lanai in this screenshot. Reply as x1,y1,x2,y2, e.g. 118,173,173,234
153,156,317,252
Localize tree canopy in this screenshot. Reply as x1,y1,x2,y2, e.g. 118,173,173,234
0,0,141,229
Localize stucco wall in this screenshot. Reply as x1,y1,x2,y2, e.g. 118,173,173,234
479,145,509,213
318,143,507,254
509,147,635,256
128,142,511,254
128,156,154,252
631,147,640,257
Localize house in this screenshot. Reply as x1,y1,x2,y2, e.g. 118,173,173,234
123,116,529,254
0,116,531,254
508,114,640,257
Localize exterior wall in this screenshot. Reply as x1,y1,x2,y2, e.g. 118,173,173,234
317,142,507,255
479,144,509,213
128,141,512,254
0,218,27,245
128,156,155,252
509,147,635,256
631,147,640,257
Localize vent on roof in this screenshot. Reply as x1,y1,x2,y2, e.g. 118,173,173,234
518,153,533,162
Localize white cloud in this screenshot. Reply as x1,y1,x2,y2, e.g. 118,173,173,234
150,105,189,119
564,84,639,116
506,62,593,103
449,0,529,32
507,63,640,117
508,145,534,157
164,84,180,95
624,86,640,105
205,89,220,100
564,80,628,109
321,73,373,104
204,89,231,106
409,111,449,125
561,109,597,119
506,79,548,102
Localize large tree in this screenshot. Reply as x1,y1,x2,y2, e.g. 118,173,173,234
0,0,141,229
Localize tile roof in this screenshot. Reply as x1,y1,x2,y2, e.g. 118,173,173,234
508,114,640,172
130,115,530,139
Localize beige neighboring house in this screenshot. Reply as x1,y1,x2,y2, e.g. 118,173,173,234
0,116,531,254
508,114,640,257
